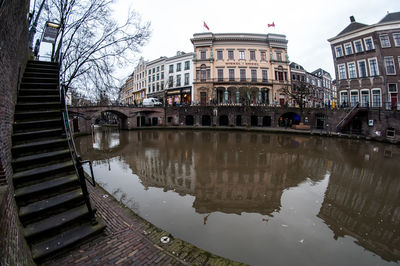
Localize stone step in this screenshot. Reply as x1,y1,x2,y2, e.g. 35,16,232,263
20,82,58,89
24,204,90,240
22,76,59,84
12,138,67,156
23,72,59,79
15,174,78,201
19,88,59,96
14,110,61,121
13,161,74,185
15,101,60,111
12,128,64,143
19,189,84,222
13,119,62,132
12,149,71,172
18,95,60,103
31,220,105,261
27,60,59,68
24,66,59,74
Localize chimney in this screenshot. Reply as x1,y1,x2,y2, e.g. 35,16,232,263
350,16,355,23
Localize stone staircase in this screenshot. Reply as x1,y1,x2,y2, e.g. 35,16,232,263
12,60,104,262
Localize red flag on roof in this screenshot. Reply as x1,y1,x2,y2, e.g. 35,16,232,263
268,22,275,27
204,21,210,31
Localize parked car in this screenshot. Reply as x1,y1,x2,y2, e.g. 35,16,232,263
143,98,162,107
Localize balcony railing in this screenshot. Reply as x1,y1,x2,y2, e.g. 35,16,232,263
193,78,288,84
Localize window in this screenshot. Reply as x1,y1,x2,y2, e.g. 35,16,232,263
347,62,357,79
358,60,367,78
335,45,344,57
168,76,173,87
372,89,381,107
152,75,155,82
161,81,164,89
393,33,400,47
388,84,398,93
340,91,348,106
380,34,391,48
201,51,206,60
276,52,282,61
350,90,359,107
148,70,151,75
360,90,370,107
157,73,159,80
217,50,223,60
153,68,155,74
177,63,181,72
184,73,189,85
229,69,235,81
169,64,174,73
368,58,379,76
228,50,234,60
152,84,155,92
338,64,347,80
364,37,375,50
239,51,245,60
157,66,160,72
184,61,190,70
176,75,181,87
292,74,296,80
317,80,321,87
250,50,256,60
217,69,224,81
344,42,353,55
161,72,164,79
262,70,268,82
312,79,316,86
240,69,246,81
148,76,151,82
251,69,257,82
161,65,164,71
384,56,396,74
156,83,159,91
261,51,266,61
353,40,363,53
306,76,310,83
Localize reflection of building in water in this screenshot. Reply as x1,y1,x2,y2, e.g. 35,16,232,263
318,163,400,262
125,131,197,196
192,132,328,215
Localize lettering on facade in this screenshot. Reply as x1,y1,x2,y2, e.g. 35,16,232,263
225,62,259,67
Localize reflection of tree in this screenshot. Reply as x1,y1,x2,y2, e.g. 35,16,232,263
318,163,400,262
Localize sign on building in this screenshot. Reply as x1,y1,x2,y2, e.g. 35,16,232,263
42,22,61,44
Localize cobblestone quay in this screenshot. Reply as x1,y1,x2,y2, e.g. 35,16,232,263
43,182,243,265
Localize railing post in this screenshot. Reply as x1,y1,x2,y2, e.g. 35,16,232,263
76,155,97,224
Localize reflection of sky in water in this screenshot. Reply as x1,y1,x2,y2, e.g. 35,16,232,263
77,130,400,266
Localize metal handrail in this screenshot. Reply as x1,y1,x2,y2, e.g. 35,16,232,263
336,102,359,131
56,29,97,223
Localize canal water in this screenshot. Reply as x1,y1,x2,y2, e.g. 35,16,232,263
76,128,400,266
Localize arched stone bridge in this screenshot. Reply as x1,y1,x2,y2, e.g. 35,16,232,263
68,106,164,133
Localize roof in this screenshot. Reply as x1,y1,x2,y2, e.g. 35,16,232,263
378,12,400,23
336,22,368,37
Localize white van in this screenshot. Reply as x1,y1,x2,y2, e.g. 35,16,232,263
143,98,162,107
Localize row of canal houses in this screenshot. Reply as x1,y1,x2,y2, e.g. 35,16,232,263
122,11,400,110
121,33,336,108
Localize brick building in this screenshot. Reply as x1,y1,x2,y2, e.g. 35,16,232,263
328,12,400,109
191,32,291,106
290,62,334,108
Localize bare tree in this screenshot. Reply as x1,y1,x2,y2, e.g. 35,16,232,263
280,81,311,111
39,0,151,100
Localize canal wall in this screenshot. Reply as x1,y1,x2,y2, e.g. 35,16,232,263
0,0,34,264
70,106,400,144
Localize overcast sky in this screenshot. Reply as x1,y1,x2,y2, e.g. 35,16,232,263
113,0,398,80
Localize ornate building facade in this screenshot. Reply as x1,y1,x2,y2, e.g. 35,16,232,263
191,33,291,106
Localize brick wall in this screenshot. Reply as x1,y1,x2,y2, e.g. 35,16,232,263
0,0,34,264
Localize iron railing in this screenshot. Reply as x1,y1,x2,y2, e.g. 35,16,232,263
55,29,97,223
336,102,359,131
